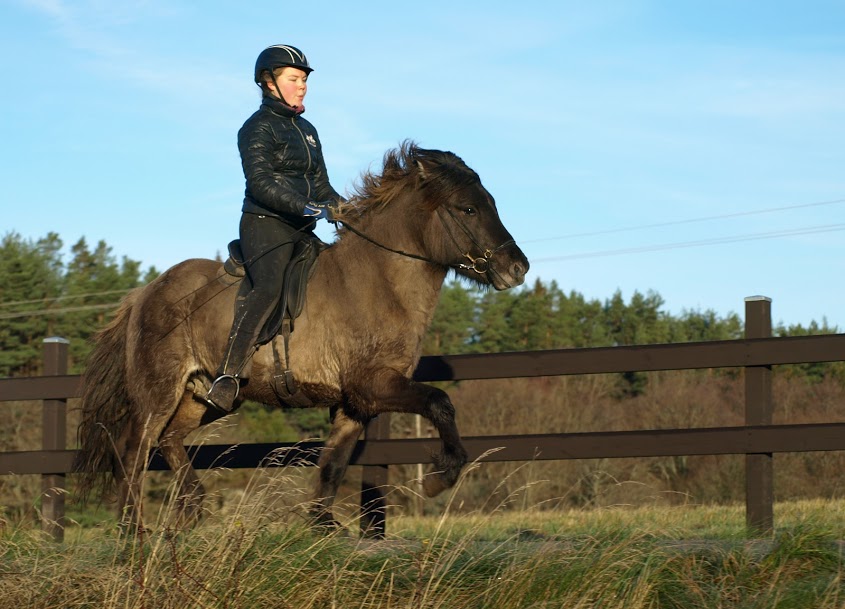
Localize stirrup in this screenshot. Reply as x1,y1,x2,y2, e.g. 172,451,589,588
200,374,240,412
209,374,240,396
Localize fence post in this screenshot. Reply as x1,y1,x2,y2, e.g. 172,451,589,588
744,297,773,536
41,337,69,542
360,413,390,538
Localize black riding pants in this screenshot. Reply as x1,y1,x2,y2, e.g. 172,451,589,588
217,212,310,378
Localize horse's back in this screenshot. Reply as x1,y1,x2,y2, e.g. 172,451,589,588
126,258,236,387
140,257,229,309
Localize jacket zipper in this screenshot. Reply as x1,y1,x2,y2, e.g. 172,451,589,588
291,117,313,200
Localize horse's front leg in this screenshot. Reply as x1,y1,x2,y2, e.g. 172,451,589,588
352,369,468,498
310,407,365,529
415,384,468,498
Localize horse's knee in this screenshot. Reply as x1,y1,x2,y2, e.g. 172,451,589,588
427,389,456,426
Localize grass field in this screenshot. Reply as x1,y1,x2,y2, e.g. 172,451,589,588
2,486,844,609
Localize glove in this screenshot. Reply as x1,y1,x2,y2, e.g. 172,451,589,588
303,200,338,221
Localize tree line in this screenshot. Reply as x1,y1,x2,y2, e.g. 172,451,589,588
1,231,844,519
0,232,158,376
0,231,840,379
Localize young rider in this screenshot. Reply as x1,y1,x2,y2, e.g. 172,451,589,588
202,44,343,413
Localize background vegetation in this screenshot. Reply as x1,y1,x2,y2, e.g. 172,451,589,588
3,486,845,608
1,231,844,528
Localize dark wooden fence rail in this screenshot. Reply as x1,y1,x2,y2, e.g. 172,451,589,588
3,297,845,541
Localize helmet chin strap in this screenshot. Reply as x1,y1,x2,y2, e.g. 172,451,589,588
269,74,302,110
270,73,284,101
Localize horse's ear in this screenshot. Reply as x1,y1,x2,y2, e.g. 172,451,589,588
416,160,428,181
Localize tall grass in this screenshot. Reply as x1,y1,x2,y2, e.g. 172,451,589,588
1,460,844,609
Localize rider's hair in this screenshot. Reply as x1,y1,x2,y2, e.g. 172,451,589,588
257,70,273,96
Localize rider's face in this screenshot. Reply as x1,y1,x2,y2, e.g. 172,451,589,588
269,67,308,107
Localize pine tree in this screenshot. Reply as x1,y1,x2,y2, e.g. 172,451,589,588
423,281,479,355
509,279,560,350
0,232,64,376
474,289,519,353
56,238,143,370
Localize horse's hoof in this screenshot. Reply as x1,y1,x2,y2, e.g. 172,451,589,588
310,514,348,536
422,473,449,498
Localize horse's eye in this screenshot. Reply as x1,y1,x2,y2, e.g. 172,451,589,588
463,206,477,216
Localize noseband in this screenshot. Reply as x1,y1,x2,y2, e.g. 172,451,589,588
435,206,515,276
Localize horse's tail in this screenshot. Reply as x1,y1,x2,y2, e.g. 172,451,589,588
73,289,139,504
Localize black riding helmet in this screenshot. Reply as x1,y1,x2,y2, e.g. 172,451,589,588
253,44,313,84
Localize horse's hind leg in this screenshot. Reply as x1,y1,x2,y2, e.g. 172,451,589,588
310,407,365,529
158,391,220,528
115,405,191,531
114,414,157,531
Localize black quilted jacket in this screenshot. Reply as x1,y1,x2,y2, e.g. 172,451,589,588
238,95,342,228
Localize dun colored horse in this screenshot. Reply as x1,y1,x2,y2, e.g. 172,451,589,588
74,142,528,529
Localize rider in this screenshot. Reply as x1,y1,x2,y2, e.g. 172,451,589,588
202,44,343,413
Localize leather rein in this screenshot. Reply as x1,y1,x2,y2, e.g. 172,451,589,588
337,206,516,278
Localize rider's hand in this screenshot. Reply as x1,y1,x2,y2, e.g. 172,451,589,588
303,200,338,221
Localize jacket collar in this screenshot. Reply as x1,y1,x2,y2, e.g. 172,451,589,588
262,94,305,117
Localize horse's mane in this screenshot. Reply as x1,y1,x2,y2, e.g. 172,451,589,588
335,140,481,223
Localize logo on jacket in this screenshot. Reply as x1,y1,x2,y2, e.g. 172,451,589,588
305,134,317,148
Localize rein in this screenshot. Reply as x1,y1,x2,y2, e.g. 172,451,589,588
337,208,515,278
337,221,439,265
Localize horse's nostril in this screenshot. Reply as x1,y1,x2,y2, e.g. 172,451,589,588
511,262,526,281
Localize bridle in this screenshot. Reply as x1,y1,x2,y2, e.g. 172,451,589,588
337,205,516,281
436,206,516,276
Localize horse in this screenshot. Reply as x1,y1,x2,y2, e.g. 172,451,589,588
73,141,529,530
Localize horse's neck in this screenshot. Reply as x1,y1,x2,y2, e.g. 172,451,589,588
335,235,446,308
324,216,448,338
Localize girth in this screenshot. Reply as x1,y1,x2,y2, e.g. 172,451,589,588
222,236,323,407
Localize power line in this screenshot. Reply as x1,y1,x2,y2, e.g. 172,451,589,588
3,197,844,318
7,223,839,317
0,302,120,321
522,197,845,244
531,223,845,264
0,288,133,309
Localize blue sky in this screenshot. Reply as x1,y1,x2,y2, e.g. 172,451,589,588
2,0,844,330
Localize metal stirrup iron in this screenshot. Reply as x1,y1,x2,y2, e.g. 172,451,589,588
205,374,240,408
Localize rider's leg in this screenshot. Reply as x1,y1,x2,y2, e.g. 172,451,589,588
203,213,297,412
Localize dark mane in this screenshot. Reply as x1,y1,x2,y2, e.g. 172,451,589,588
335,140,481,222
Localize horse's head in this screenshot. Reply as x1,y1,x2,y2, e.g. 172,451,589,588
337,141,529,290
411,145,529,290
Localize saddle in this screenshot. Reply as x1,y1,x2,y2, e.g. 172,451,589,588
222,236,324,407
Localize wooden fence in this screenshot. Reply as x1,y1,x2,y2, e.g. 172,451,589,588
2,296,845,541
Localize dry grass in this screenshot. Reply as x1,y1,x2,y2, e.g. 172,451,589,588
2,461,844,609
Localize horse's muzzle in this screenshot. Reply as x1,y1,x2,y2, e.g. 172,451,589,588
490,244,529,290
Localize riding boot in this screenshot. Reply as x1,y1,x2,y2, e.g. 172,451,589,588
201,289,258,413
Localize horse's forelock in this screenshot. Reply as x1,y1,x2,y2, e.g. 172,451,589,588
414,148,480,211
